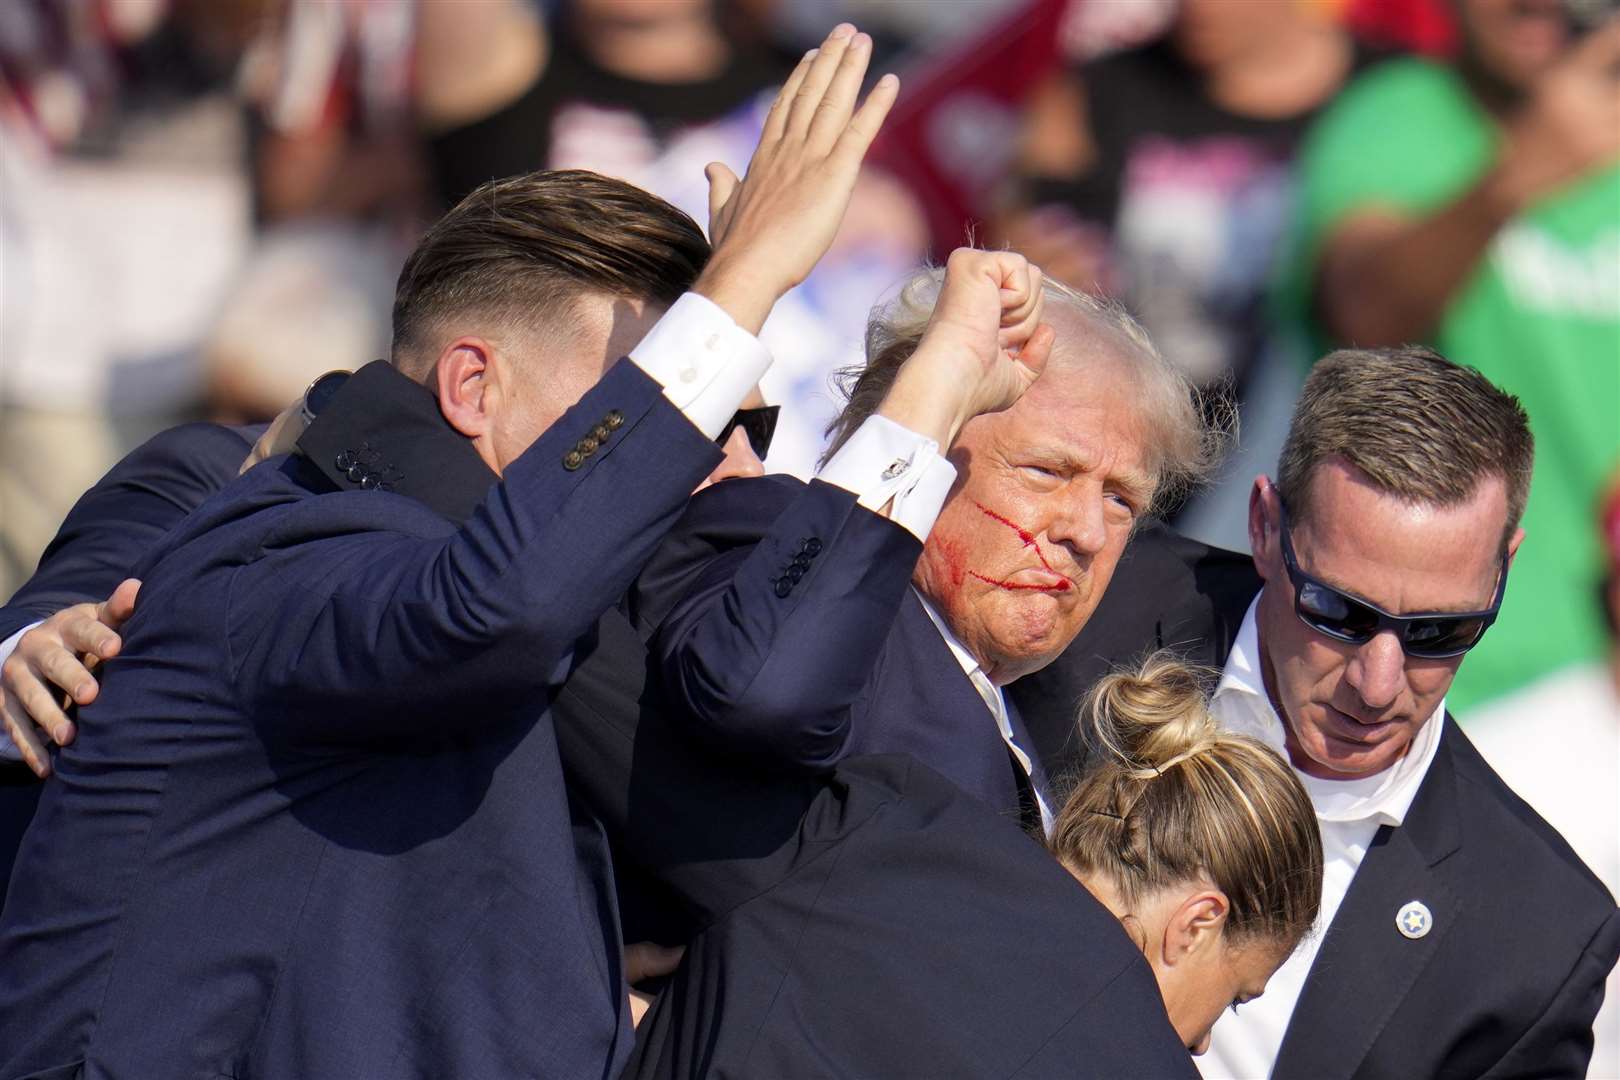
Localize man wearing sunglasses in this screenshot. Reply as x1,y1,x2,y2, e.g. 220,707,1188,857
1197,346,1620,1080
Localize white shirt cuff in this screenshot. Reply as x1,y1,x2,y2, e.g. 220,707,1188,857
0,621,41,763
814,414,957,541
628,292,773,440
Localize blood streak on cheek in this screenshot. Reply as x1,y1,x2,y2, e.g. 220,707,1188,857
968,571,1069,592
971,500,1064,578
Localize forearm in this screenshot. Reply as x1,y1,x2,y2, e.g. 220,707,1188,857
243,364,722,737
1316,161,1524,346
656,482,922,768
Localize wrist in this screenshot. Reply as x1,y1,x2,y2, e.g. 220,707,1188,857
877,351,977,448
692,256,784,336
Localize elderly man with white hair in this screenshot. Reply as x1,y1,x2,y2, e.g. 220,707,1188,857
637,248,1225,835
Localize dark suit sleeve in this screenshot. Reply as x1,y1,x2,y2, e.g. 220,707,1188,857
649,478,922,770
230,360,722,742
1484,908,1620,1079
0,423,253,640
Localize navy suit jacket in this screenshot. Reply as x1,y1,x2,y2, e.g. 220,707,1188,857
0,360,722,1080
619,739,1197,1079
634,473,1051,830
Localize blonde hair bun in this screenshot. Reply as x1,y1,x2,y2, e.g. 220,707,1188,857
1051,649,1323,948
1084,653,1220,781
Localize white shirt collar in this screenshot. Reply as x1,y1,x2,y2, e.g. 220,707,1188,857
1212,594,1445,828
914,588,988,686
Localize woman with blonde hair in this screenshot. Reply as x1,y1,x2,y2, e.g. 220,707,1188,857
1053,653,1324,1054
622,651,1323,1077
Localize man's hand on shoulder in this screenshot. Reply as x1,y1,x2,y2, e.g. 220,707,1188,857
0,579,140,778
878,248,1055,449
694,23,899,334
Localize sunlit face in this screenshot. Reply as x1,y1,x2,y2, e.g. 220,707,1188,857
484,294,667,474
1160,934,1291,1055
913,346,1155,685
1457,0,1570,96
1250,460,1517,780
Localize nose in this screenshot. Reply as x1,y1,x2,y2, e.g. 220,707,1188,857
1344,630,1406,712
695,425,765,493
1045,489,1108,563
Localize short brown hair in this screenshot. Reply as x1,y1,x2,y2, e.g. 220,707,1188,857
1277,346,1533,549
390,169,710,375
822,265,1230,515
1051,653,1323,949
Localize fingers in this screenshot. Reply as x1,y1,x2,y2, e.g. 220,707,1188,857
761,47,817,145
1,687,52,778
102,578,141,632
36,638,99,708
806,30,873,151
705,162,740,238
838,72,900,164
1013,322,1056,382
785,24,857,139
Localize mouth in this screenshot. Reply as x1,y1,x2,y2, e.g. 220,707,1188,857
1319,705,1401,744
968,570,1072,593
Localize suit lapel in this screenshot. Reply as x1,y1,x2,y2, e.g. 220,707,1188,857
1273,727,1464,1080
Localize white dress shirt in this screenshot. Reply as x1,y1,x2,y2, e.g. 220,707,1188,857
1198,597,1445,1080
0,290,773,763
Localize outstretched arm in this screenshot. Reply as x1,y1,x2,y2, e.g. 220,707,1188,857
232,24,904,744
1318,23,1620,345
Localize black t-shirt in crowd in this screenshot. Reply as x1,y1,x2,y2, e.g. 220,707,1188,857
427,23,791,211
1026,38,1385,394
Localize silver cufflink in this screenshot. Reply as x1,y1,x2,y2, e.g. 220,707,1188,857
881,457,910,481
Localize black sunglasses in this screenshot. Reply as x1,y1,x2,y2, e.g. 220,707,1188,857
1277,504,1507,659
716,405,778,460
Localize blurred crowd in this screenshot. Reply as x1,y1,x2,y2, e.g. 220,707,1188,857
1,0,1615,757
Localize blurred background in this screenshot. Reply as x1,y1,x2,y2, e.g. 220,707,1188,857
0,0,1615,728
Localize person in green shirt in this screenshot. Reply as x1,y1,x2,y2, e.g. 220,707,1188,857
1282,0,1620,712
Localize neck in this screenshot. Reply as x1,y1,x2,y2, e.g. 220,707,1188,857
576,11,729,84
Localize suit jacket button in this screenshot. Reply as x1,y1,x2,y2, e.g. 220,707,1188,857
801,538,823,557
605,410,624,430
580,435,599,454
791,555,811,571
335,451,356,471
346,464,366,483
786,565,806,583
563,450,585,471
359,474,380,490
773,578,793,598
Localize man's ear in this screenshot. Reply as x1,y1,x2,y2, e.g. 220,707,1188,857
1248,477,1280,581
434,337,498,439
1161,888,1230,968
1505,525,1526,565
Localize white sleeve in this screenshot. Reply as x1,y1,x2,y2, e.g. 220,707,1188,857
814,414,957,542
628,292,773,440
0,622,42,762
